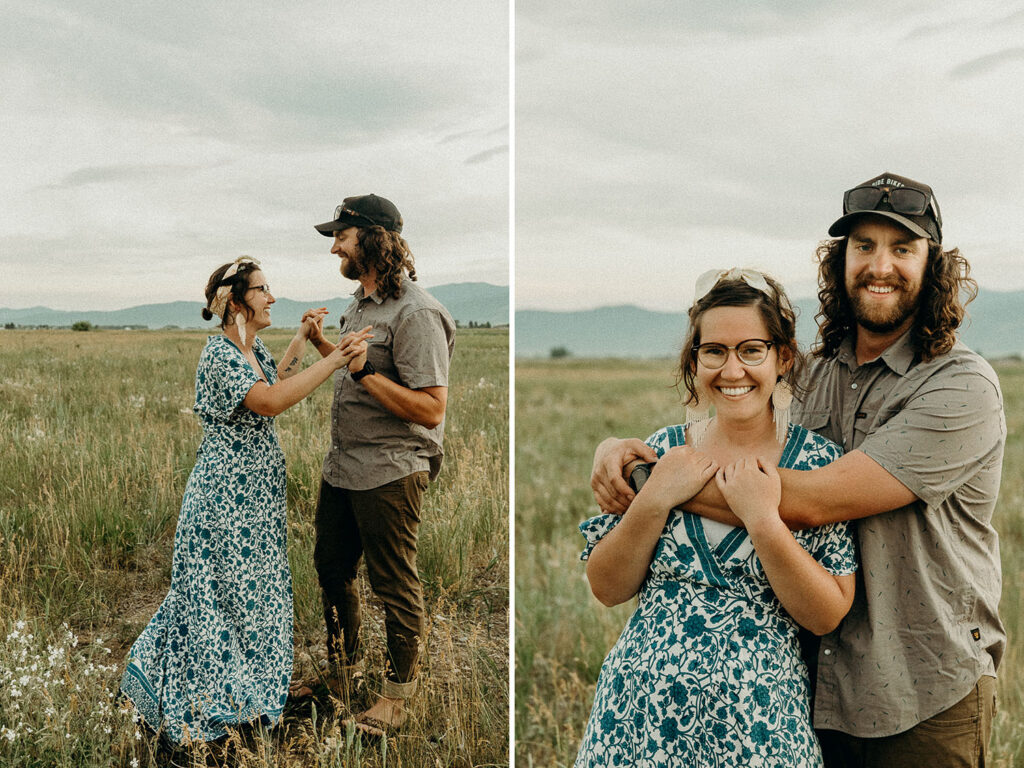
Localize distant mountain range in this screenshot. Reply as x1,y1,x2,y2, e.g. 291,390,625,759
516,289,1024,360
0,282,508,330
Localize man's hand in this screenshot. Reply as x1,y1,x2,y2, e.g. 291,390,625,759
301,307,329,344
591,437,659,515
327,326,373,370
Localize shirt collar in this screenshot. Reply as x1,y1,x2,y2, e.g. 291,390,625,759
838,328,916,376
353,284,385,305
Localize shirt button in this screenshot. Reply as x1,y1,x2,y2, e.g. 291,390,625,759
850,382,858,390
823,648,833,656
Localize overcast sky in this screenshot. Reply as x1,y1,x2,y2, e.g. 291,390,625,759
3,0,508,311
516,0,1024,311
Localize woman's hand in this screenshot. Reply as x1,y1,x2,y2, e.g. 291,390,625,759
638,446,719,511
301,308,329,342
591,437,660,514
327,326,373,370
715,457,782,531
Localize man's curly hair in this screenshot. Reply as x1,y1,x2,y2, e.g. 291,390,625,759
813,237,977,362
357,226,416,299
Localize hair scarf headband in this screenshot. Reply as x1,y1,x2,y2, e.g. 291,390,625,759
208,256,261,320
693,267,791,312
209,256,261,346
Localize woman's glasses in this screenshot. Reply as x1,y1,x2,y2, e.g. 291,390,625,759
247,284,272,295
694,339,774,369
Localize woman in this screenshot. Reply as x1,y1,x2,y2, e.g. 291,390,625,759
575,268,857,767
120,257,371,744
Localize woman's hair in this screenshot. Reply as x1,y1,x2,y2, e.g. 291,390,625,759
813,237,977,362
357,226,416,299
201,260,262,327
675,275,805,408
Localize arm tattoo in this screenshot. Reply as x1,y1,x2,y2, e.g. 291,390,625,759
283,355,300,373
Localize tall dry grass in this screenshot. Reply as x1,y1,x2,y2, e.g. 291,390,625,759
0,326,509,767
514,356,1024,768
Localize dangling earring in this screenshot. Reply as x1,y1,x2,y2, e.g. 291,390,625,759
772,378,793,445
686,389,712,448
235,311,247,347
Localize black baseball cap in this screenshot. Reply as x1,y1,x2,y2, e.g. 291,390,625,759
314,194,403,236
829,172,942,244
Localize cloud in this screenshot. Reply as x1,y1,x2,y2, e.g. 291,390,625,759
948,47,1024,79
51,163,227,189
465,145,508,165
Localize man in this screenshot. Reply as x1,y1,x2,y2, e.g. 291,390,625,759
591,172,1005,766
299,193,455,736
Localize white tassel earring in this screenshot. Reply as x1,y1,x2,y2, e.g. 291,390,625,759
772,378,793,445
686,389,712,448
236,311,247,347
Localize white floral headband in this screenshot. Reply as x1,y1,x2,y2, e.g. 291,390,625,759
693,267,791,311
208,256,261,320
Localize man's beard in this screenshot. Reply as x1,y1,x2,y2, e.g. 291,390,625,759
341,254,365,280
847,276,921,333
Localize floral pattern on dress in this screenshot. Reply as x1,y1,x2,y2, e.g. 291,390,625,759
121,335,293,744
575,423,858,768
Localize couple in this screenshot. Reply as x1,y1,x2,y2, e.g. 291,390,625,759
120,194,456,743
578,172,1005,767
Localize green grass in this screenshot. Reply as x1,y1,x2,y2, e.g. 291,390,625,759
0,327,508,767
514,355,1024,768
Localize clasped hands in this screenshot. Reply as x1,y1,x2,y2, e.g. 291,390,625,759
300,307,372,370
591,438,782,527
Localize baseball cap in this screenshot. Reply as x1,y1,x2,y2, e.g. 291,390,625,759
314,194,403,236
828,172,942,244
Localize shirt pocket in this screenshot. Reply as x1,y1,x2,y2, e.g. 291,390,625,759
798,408,838,446
366,324,394,373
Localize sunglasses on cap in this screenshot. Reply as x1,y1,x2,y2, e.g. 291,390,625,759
843,185,943,230
334,204,380,226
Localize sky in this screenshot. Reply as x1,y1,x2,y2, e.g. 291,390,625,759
2,0,509,311
516,0,1024,311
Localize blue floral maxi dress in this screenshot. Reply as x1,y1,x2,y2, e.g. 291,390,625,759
121,335,293,743
575,424,858,768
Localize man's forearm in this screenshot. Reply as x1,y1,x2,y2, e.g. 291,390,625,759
358,376,447,428
680,481,743,526
683,450,918,529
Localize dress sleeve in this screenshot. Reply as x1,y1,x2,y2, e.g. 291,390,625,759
194,339,261,421
579,513,623,562
576,425,683,562
801,521,858,576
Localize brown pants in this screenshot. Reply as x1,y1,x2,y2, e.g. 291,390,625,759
818,676,997,768
313,472,428,698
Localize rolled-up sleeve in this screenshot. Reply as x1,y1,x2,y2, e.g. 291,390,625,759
858,368,1004,507
393,308,452,389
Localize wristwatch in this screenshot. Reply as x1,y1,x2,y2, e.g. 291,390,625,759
351,360,376,381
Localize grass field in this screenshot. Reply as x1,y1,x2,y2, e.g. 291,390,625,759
514,355,1024,767
0,326,508,767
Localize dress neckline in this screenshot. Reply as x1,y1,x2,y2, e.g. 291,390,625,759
220,335,269,383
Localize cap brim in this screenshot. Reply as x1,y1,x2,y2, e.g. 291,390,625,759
828,211,933,241
314,215,360,236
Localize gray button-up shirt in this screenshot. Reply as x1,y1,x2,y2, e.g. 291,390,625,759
322,280,455,491
794,331,1005,737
